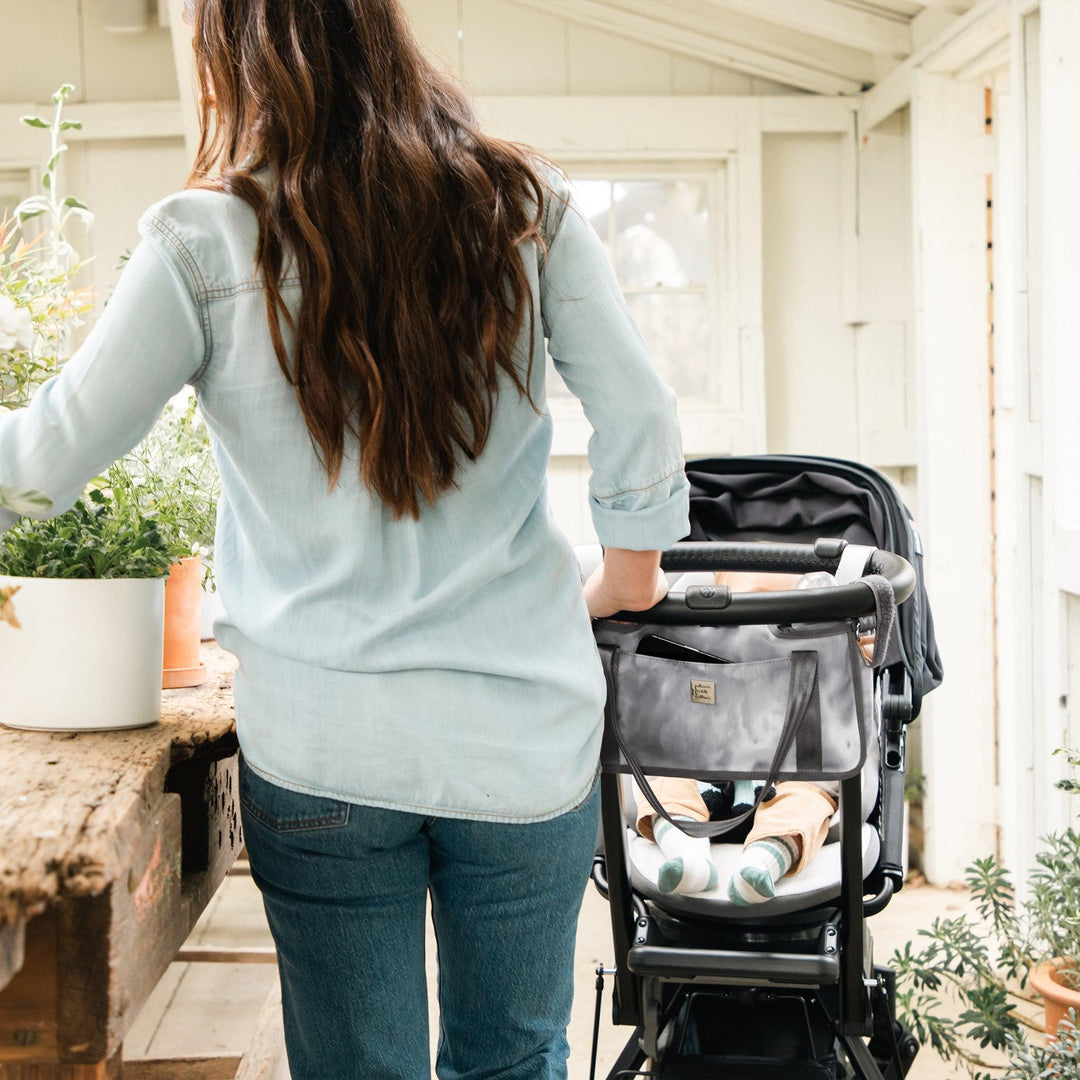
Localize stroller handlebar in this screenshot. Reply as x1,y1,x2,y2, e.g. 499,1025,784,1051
605,540,915,626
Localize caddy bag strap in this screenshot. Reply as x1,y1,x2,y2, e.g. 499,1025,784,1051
598,644,819,840
860,573,897,669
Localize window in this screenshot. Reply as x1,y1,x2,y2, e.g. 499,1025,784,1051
0,170,32,228
547,164,728,404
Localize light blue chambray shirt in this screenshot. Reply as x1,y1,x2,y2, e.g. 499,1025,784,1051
0,168,689,821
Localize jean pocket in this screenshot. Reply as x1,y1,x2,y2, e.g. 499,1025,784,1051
239,759,351,833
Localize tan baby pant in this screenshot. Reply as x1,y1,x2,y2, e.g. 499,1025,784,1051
635,778,838,875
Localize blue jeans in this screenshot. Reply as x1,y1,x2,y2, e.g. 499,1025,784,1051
238,758,601,1080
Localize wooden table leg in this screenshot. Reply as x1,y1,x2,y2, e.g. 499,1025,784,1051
0,1047,121,1078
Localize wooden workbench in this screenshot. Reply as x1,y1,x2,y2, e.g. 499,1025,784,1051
0,644,245,1079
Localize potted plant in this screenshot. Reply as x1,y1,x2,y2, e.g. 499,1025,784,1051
109,397,220,688
0,486,175,729
0,87,177,730
892,747,1080,1079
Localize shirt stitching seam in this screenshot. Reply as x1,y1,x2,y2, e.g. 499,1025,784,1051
203,277,302,300
143,214,214,383
593,464,684,504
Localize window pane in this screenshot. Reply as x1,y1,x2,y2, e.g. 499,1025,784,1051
568,178,615,267
625,292,712,398
613,180,710,288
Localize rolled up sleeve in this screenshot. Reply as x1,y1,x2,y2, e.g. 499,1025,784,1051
0,229,207,526
539,172,689,551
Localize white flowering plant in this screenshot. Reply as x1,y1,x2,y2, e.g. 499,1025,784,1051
0,84,93,410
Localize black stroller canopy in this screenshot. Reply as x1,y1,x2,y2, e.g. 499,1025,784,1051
684,456,943,718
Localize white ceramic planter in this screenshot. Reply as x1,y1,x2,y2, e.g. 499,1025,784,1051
0,576,165,731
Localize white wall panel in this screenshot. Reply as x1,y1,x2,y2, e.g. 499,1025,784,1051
81,0,178,101
567,24,673,95
0,1,81,102
761,133,859,459
460,0,568,95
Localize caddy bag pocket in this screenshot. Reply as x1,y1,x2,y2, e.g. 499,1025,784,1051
599,645,866,784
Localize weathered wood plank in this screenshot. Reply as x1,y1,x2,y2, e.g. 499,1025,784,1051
0,925,24,995
0,646,236,930
122,1056,241,1080
105,797,184,1056
233,980,284,1080
174,948,276,965
0,1050,122,1079
0,910,59,1062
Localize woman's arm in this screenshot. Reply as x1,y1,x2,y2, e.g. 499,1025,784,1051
0,235,206,531
538,171,689,615
582,547,668,619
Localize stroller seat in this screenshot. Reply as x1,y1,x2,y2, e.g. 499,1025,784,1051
626,823,881,919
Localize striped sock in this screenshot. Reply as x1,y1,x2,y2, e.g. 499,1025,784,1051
727,836,800,906
653,817,719,895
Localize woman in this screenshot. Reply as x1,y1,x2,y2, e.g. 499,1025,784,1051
0,1,689,1075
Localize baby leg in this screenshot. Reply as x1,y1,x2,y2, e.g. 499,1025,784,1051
727,782,837,905
635,778,718,895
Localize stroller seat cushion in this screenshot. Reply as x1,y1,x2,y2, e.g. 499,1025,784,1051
626,823,881,918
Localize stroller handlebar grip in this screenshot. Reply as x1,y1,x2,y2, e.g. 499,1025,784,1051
606,541,915,626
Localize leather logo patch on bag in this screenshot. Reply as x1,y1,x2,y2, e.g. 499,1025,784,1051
690,680,715,705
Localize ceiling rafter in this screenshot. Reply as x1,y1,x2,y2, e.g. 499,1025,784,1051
698,0,912,57
503,0,868,95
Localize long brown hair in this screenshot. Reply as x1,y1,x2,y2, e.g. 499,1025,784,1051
186,0,550,518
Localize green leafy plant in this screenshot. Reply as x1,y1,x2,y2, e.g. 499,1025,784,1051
0,84,93,409
108,396,220,583
894,748,1080,1079
0,488,174,579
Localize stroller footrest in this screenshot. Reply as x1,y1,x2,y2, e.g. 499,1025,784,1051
627,944,840,986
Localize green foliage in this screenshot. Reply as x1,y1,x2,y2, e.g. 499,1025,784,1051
1,84,93,410
893,750,1080,1078
905,766,928,805
1002,1013,1080,1080
0,488,174,579
109,396,220,583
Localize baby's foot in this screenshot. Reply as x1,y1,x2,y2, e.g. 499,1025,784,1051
653,817,719,895
728,836,800,905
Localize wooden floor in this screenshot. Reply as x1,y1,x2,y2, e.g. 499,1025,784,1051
123,875,971,1080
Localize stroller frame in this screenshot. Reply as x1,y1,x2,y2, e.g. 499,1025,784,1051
589,536,921,1080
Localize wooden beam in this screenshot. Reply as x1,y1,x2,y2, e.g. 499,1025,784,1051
233,980,284,1080
1040,0,1080,535
859,0,1007,129
0,103,184,166
760,96,855,133
174,947,276,964
503,0,867,94
123,1057,241,1080
910,69,998,882
165,0,200,165
702,0,912,56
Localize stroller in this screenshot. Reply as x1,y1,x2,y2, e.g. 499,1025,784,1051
586,454,943,1080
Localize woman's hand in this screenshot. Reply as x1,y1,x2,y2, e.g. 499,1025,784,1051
583,548,669,619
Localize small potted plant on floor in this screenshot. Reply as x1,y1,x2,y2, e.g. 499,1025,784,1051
892,747,1079,1079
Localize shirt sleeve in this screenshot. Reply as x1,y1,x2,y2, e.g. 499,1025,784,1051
539,173,690,551
0,233,207,531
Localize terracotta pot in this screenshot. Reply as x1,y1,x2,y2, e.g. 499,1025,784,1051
163,557,207,689
1030,959,1080,1036
0,575,164,730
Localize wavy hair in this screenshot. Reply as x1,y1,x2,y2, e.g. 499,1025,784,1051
186,0,551,517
